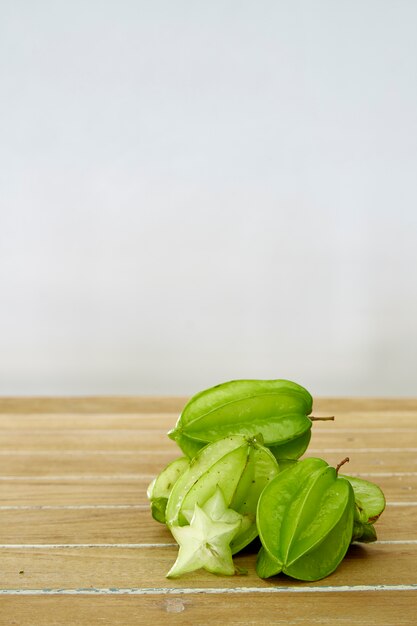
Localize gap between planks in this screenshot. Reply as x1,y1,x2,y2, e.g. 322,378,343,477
1,584,417,596
0,535,416,551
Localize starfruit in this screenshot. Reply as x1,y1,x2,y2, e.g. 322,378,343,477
256,457,355,581
166,487,245,578
165,434,280,554
147,456,189,523
168,379,314,461
343,474,386,543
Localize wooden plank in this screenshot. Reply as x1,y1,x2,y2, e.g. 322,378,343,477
0,413,176,430
309,430,417,449
1,396,416,626
1,592,416,626
1,472,415,506
0,451,167,477
0,478,149,506
313,398,417,412
312,413,417,429
0,397,187,414
1,450,416,477
1,544,417,589
1,396,417,413
0,410,415,432
0,430,176,452
303,451,417,475
0,505,413,544
1,427,416,452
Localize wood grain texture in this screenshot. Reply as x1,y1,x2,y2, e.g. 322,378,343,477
2,592,416,626
1,473,415,506
1,449,416,478
1,427,416,452
1,544,417,589
0,505,415,543
0,396,416,625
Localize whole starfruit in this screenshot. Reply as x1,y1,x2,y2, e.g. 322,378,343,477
147,456,189,523
343,474,386,543
168,379,315,461
256,457,355,581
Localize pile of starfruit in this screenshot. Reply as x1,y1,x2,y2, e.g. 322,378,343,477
147,379,385,581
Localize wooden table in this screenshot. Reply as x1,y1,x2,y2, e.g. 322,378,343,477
1,397,416,625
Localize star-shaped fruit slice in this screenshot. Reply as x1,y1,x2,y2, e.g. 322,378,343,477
166,491,242,578
182,486,244,525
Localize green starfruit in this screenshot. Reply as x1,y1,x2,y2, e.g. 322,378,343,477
168,379,315,461
165,434,280,554
167,487,245,578
147,456,189,523
256,457,355,581
343,474,386,543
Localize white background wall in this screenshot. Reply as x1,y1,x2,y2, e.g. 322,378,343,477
1,1,416,396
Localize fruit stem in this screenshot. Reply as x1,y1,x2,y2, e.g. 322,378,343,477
309,416,335,421
335,457,350,474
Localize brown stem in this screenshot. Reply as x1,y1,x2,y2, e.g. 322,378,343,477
335,457,350,474
309,416,335,421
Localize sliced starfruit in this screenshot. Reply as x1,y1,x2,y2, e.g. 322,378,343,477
166,487,245,578
168,379,314,460
165,434,280,554
256,457,355,581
